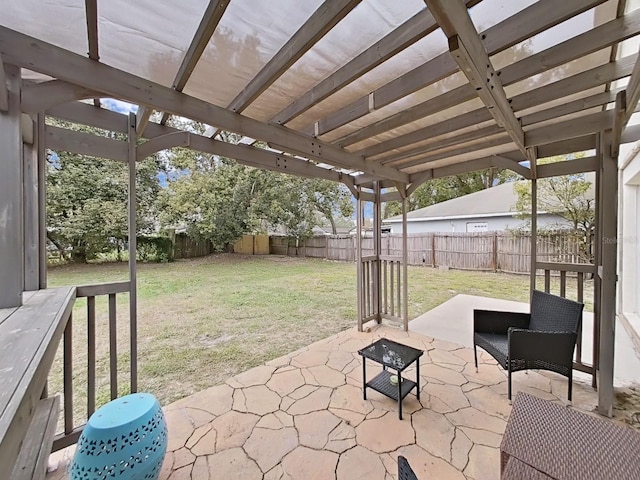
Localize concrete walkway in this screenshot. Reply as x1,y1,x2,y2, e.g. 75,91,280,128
409,294,640,387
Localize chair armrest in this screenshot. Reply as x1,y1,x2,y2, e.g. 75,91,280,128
508,329,577,366
474,310,531,335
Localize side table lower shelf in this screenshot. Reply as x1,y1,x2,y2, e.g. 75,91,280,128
366,370,416,401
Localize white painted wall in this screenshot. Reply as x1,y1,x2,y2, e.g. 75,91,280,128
386,214,570,234
620,151,640,319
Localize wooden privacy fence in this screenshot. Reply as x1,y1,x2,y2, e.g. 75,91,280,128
173,233,214,259
271,232,592,274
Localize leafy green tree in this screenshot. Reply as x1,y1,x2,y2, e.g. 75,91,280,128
159,125,354,245
513,154,595,234
47,120,161,262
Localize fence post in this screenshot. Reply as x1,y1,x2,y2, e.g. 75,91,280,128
431,234,436,267
492,231,498,272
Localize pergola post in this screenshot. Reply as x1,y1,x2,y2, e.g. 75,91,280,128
0,64,24,308
530,175,538,297
37,113,47,289
373,181,382,324
401,191,409,331
23,114,40,291
597,129,618,417
128,112,138,393
355,187,363,331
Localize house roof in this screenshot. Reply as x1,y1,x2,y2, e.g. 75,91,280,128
385,181,521,222
384,171,595,222
2,1,639,188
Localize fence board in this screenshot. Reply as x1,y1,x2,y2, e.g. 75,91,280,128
264,232,592,274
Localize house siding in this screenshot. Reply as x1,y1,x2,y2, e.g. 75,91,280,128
387,214,570,234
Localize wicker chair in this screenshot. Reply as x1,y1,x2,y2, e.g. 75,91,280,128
473,290,584,400
398,456,418,480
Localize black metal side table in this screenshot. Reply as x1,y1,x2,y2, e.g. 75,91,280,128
358,337,423,420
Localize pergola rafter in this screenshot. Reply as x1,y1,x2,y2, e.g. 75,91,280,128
84,0,100,107
206,0,363,138
137,0,230,134
304,0,605,140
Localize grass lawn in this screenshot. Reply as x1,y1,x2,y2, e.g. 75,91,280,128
47,254,593,425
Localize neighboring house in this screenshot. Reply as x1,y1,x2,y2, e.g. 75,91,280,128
384,180,589,234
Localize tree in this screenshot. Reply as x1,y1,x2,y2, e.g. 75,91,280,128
159,125,354,246
47,120,161,262
513,154,595,263
513,154,595,234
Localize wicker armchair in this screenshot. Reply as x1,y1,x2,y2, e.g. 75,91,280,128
473,290,584,400
398,456,418,480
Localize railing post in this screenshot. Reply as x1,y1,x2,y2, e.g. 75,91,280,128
128,112,138,393
63,313,73,434
87,296,96,417
109,293,118,400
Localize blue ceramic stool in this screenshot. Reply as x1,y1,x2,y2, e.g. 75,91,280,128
70,393,168,480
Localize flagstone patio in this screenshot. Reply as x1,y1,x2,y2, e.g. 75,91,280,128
47,323,603,480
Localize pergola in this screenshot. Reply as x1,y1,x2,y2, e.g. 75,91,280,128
1,0,638,471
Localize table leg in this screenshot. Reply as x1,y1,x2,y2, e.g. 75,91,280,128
362,358,367,400
416,360,420,400
397,371,403,420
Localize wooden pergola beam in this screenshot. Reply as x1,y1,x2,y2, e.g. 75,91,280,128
536,156,598,179
374,125,504,164
613,50,640,155
492,155,531,179
0,26,408,183
228,0,361,115
426,0,542,158
339,0,629,148
45,102,356,188
84,0,100,107
307,0,604,139
22,80,99,113
394,110,613,170
365,53,637,161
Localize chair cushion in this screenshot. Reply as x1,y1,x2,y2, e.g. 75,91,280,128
474,332,508,369
529,290,583,333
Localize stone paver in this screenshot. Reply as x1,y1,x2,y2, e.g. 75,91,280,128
356,412,415,453
244,427,299,472
206,447,262,479
281,446,339,480
47,323,602,480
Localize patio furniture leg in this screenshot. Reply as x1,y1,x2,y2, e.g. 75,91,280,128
473,344,478,372
568,371,572,402
416,361,420,401
362,359,367,400
508,367,512,401
398,371,403,420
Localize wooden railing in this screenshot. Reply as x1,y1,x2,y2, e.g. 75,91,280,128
536,262,598,387
359,255,406,328
52,281,135,451
360,256,378,323
380,255,403,323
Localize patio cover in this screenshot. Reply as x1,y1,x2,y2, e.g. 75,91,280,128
0,0,636,420
2,0,639,188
